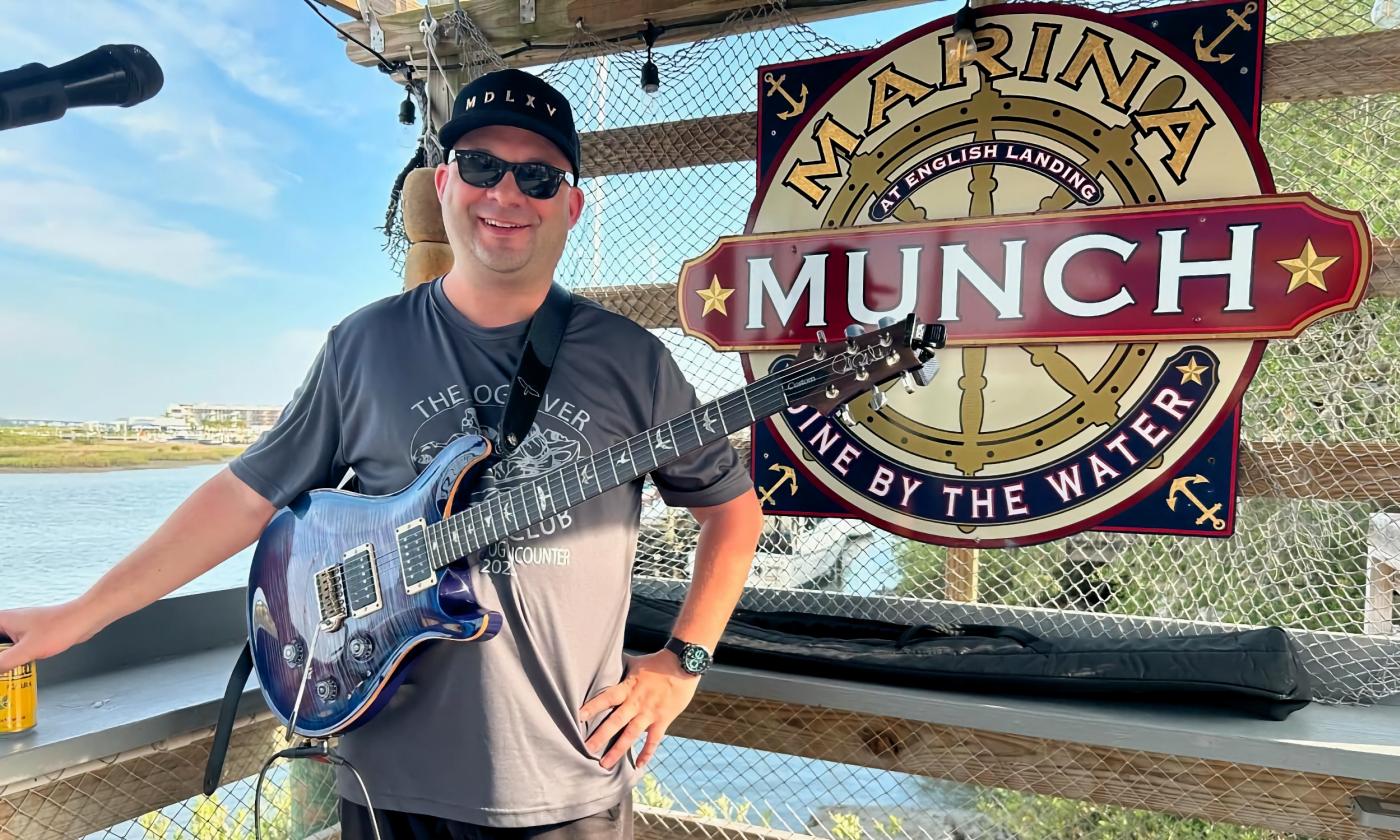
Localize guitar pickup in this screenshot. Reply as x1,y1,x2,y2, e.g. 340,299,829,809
315,565,348,631
396,518,437,595
342,543,383,618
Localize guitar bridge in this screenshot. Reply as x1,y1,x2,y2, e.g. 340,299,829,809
396,518,437,595
315,565,348,631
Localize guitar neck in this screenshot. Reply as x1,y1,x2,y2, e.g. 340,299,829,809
425,367,796,568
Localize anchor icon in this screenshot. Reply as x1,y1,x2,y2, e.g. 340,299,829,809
1194,2,1257,64
758,464,798,506
763,72,808,121
1166,474,1227,531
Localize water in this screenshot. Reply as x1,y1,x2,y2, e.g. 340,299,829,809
0,465,903,610
3,466,952,832
0,464,254,610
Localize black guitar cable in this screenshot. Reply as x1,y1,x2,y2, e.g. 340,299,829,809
253,740,383,840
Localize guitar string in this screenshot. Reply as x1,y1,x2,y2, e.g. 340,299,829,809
323,340,913,589
346,341,906,587
284,339,849,675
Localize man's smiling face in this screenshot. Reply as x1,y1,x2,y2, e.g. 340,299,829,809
434,124,583,282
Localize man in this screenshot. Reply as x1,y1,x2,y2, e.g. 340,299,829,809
0,68,763,839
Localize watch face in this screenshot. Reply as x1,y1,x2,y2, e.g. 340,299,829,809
681,644,710,674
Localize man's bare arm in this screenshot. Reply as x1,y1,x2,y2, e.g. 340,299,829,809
0,467,276,671
666,489,765,652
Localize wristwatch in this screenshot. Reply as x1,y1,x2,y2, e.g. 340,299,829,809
663,636,712,676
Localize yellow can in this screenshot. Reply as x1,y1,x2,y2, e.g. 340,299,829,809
0,640,37,735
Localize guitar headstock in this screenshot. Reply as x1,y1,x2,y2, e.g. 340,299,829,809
779,315,947,415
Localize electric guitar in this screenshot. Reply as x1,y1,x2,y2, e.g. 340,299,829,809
247,316,946,737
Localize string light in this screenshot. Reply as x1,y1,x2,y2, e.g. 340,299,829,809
641,19,662,94
398,69,416,125
949,1,980,67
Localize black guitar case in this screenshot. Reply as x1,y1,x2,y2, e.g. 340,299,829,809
626,593,1312,720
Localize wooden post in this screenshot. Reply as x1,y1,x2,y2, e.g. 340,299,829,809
1366,513,1400,636
945,548,979,602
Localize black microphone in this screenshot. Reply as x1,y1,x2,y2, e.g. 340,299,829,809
0,44,164,132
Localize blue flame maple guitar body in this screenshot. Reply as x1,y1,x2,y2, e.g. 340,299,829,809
247,434,501,737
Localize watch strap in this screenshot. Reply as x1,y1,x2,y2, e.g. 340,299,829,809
663,636,711,672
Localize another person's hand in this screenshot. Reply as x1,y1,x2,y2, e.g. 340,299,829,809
579,651,701,771
0,601,98,672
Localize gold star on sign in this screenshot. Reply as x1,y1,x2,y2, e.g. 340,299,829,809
696,275,735,317
1277,239,1339,294
1176,355,1209,386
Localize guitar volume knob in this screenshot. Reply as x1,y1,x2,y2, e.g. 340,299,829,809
315,678,340,702
349,635,375,661
281,640,305,668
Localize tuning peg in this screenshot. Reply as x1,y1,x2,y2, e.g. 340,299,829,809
813,329,827,359
837,405,858,427
869,387,888,412
876,316,897,347
844,323,864,353
901,371,917,394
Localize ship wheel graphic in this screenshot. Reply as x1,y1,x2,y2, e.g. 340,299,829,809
813,77,1190,476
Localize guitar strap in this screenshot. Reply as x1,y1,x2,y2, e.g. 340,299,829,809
203,282,575,795
203,642,253,795
498,281,576,458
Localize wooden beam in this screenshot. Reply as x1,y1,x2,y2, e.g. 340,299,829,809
580,113,757,177
579,112,754,178
339,0,927,72
1263,30,1400,103
945,547,979,602
314,0,363,19
635,807,818,840
1375,238,1400,298
339,10,1400,111
0,713,286,840
669,691,1400,840
572,282,677,328
313,0,440,24
1241,441,1400,506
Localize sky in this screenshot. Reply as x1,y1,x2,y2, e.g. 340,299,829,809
0,0,952,422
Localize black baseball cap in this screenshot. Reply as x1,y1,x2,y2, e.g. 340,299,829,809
437,69,581,179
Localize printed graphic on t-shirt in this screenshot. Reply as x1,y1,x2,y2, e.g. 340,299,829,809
408,384,594,575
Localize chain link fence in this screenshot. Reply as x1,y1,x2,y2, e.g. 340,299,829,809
549,0,1400,837
92,762,338,840
1,716,338,840
533,0,1400,696
50,0,1400,837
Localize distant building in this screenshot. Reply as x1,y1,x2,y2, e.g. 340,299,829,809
163,403,283,441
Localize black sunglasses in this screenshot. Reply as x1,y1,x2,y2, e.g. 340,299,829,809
452,150,574,199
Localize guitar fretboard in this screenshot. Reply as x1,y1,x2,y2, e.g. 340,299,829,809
423,370,796,568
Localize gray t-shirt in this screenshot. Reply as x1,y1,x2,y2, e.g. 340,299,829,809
230,278,751,827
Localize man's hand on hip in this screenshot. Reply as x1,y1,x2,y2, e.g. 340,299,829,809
579,650,699,771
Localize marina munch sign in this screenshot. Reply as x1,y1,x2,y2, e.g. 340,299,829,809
678,0,1373,547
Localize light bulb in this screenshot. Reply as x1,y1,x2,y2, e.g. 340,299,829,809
950,4,979,65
